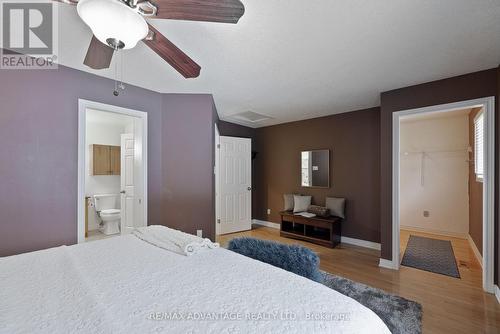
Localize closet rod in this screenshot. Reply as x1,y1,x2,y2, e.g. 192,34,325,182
401,148,469,155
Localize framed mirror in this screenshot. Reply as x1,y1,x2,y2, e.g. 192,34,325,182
301,150,330,188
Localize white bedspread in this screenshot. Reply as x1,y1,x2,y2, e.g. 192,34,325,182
0,235,390,334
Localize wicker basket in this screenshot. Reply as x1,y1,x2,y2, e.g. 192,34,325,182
307,205,330,217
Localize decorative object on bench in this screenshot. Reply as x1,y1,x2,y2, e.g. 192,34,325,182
280,211,341,248
307,204,330,217
227,237,323,282
322,272,422,334
325,196,346,218
296,211,316,218
293,195,311,213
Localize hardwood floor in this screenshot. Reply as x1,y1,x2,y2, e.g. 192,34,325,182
84,230,115,242
217,226,500,334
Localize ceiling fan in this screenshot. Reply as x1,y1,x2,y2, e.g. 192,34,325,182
55,0,245,78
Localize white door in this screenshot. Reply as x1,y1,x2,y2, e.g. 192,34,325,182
121,133,135,234
219,136,252,234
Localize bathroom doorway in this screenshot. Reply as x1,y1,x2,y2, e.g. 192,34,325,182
77,99,148,243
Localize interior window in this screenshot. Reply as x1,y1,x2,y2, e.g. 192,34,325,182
474,111,484,181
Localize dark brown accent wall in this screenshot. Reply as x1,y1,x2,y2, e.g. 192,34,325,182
0,65,217,257
218,120,255,139
380,68,499,283
253,107,381,243
468,107,483,255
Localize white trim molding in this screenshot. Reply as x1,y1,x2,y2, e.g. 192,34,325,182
252,219,381,250
392,97,495,293
379,258,399,270
341,236,381,250
252,219,280,229
77,99,148,244
467,234,483,268
495,285,500,304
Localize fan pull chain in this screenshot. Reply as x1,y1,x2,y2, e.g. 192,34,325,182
119,51,125,90
113,50,126,96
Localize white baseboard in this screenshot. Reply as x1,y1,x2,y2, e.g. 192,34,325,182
252,219,381,251
341,236,381,250
379,258,399,270
252,219,280,229
400,225,468,239
467,234,483,268
495,285,500,304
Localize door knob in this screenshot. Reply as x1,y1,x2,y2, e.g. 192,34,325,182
247,187,252,191
120,190,126,194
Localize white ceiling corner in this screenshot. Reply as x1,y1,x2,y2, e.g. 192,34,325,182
55,0,500,128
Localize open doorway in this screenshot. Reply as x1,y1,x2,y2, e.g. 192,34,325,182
392,97,495,293
77,99,148,243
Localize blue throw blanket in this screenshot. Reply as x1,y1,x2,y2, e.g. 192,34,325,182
227,237,323,283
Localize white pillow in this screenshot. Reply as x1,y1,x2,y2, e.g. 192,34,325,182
325,197,346,218
293,195,311,213
283,194,294,211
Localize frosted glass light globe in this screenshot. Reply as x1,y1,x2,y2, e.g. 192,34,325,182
77,0,148,50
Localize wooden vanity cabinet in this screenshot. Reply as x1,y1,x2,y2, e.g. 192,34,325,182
90,144,121,175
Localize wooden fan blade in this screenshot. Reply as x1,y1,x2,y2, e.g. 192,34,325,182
52,0,79,5
83,36,114,70
143,24,201,78
152,0,245,24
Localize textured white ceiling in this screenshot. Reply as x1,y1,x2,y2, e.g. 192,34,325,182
401,108,472,123
55,0,500,127
86,108,133,127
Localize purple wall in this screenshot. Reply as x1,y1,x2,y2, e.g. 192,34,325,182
0,65,216,257
161,94,216,240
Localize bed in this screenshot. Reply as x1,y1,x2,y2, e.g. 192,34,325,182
0,230,390,334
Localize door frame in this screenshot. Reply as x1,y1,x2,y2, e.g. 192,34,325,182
215,124,220,235
390,96,495,293
77,99,148,243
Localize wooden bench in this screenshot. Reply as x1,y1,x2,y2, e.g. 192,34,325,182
279,211,341,248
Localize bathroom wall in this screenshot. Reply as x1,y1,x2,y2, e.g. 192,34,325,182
85,110,134,230
399,110,470,237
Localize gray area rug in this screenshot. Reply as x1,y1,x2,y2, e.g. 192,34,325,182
401,235,460,278
321,271,422,334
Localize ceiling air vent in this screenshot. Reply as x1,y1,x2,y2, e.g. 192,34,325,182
230,111,272,123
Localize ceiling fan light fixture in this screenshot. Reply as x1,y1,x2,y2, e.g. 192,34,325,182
77,0,148,50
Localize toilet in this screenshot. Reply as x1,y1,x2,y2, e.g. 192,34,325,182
93,194,121,235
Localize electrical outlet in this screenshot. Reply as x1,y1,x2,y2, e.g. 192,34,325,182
196,230,203,237
267,209,271,215
423,210,430,218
